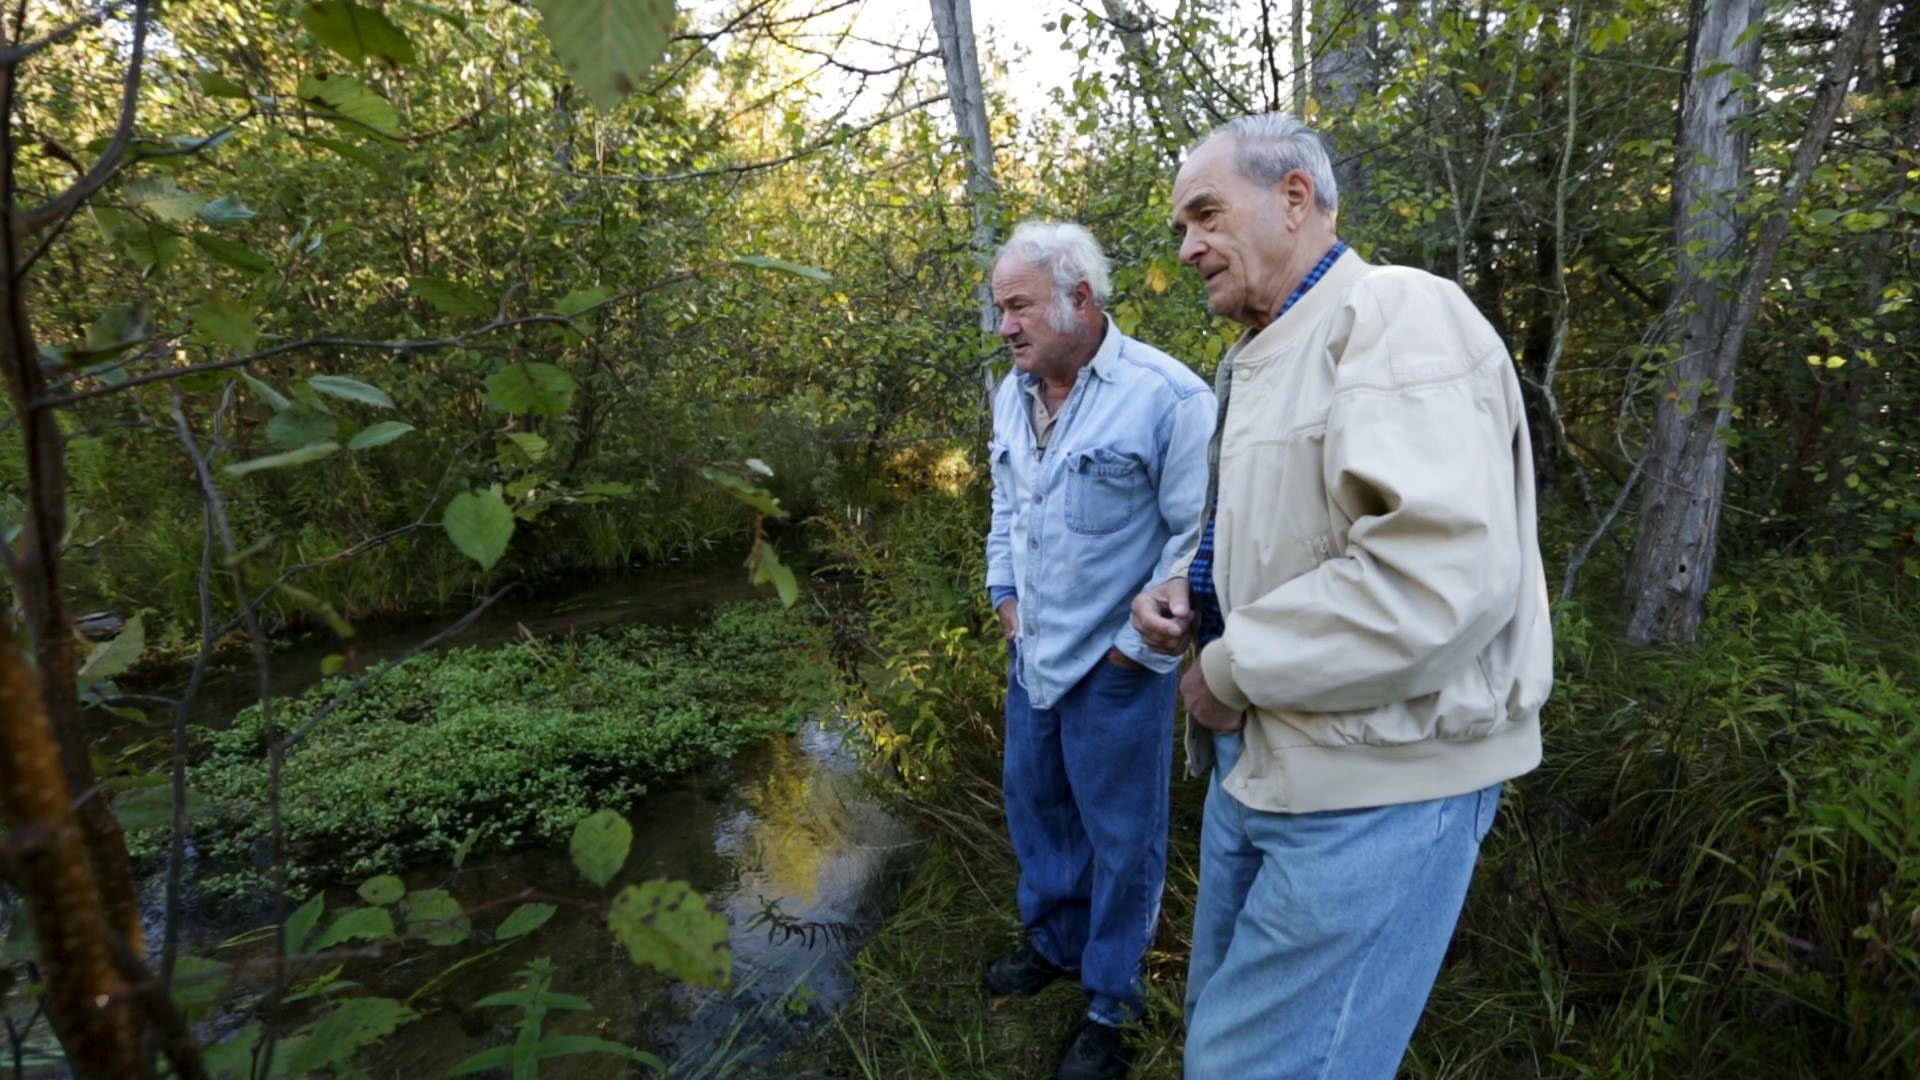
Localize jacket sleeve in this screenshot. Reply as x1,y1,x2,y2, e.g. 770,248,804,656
1197,278,1522,714
985,390,1016,597
1114,385,1217,669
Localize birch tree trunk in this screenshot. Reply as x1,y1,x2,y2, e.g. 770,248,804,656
929,0,1000,405
1624,0,1883,642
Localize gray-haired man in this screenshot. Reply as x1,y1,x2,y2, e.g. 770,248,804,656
983,220,1215,1079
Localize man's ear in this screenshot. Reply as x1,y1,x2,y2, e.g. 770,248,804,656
1283,170,1317,228
1073,281,1095,313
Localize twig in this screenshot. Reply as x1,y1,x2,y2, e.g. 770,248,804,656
278,584,517,751
14,0,148,235
34,273,702,409
557,95,947,185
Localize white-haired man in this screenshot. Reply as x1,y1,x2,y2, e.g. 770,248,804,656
1130,114,1553,1077
983,220,1215,1079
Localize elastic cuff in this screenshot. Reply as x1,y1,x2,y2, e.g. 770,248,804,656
987,584,1017,610
1198,638,1252,712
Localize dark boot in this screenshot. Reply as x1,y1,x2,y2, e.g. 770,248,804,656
983,940,1069,997
1056,1018,1131,1080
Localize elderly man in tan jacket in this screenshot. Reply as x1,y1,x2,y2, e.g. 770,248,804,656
1131,113,1553,1078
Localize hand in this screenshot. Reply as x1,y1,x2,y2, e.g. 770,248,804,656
1104,646,1144,671
1181,663,1242,733
1131,578,1193,654
996,597,1020,641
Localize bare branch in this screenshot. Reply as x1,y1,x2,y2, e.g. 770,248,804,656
14,0,149,236
558,95,947,185
0,0,131,65
33,272,702,409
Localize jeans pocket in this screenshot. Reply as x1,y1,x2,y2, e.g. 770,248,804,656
1066,448,1146,535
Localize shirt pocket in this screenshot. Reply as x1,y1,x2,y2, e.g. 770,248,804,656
1065,447,1148,536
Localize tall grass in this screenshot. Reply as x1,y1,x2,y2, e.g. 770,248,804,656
792,491,1920,1079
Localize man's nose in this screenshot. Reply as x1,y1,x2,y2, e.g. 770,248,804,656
1179,232,1204,265
998,310,1018,337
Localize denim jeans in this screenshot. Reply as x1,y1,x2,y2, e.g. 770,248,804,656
1185,734,1500,1078
1003,649,1176,1026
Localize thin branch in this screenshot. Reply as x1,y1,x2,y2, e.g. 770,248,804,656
34,272,701,409
279,585,516,752
556,95,948,185
0,0,130,65
14,0,149,235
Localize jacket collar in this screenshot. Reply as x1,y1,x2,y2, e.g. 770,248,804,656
1227,249,1370,368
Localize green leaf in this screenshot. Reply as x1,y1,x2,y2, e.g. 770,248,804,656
495,902,557,941
126,176,205,223
400,0,469,32
501,431,550,466
553,284,613,316
198,195,258,227
169,954,230,1021
286,893,326,954
582,481,633,496
308,374,396,409
266,402,340,449
730,254,832,282
297,74,401,138
312,136,391,169
225,441,343,476
83,306,150,358
79,613,145,683
449,1047,513,1077
198,71,250,99
300,1,418,66
321,653,347,676
532,0,677,111
190,296,260,350
700,466,783,517
485,362,577,419
442,487,515,570
608,879,731,988
348,420,414,449
110,782,207,832
312,906,396,950
401,889,469,945
570,810,632,887
531,1035,664,1069
240,371,292,411
123,221,182,276
193,234,272,273
749,539,799,607
358,875,405,906
409,276,491,316
283,998,415,1075
472,988,591,1011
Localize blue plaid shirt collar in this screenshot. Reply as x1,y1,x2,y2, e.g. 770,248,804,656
1188,240,1348,646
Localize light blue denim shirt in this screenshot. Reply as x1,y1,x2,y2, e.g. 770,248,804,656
986,318,1216,709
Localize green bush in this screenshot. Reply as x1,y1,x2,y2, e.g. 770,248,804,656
162,601,832,893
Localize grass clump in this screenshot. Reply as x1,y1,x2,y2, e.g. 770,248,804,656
163,600,831,893
797,490,1920,1079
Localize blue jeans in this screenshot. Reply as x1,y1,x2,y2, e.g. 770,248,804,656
1003,649,1176,1026
1185,734,1500,1078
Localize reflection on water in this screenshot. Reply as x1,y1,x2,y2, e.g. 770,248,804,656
344,716,916,1078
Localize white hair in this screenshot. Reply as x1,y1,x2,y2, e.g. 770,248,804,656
1202,113,1339,214
994,220,1112,333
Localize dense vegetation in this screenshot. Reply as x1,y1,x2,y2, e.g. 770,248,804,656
1,0,1915,1074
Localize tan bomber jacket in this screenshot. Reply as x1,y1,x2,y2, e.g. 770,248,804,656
1176,249,1551,814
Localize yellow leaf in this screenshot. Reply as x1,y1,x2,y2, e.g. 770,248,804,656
1145,263,1170,294
1824,355,1848,368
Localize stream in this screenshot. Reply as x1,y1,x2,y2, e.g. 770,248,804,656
64,566,918,1075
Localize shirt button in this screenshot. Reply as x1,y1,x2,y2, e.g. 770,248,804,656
1029,538,1039,549
1033,494,1042,504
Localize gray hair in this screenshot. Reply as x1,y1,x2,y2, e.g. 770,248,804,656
994,220,1112,333
1203,113,1339,214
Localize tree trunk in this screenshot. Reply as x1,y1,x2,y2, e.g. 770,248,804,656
1624,0,1883,642
1099,0,1195,156
929,0,1000,408
1311,0,1380,201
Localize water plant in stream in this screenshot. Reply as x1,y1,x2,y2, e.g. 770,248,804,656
140,601,833,897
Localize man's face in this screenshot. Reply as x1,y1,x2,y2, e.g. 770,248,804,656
992,259,1088,378
1170,136,1297,328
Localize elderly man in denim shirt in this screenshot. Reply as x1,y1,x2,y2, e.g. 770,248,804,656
982,220,1215,1080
